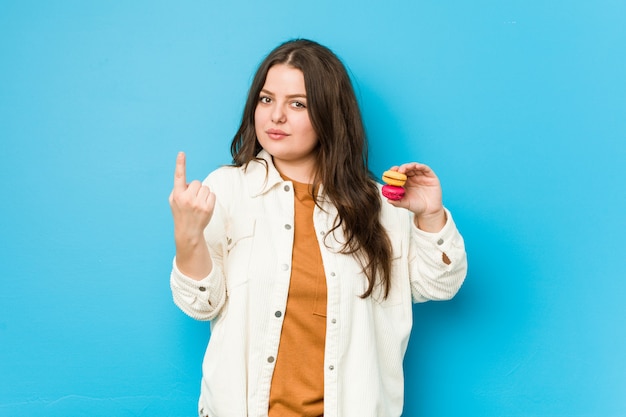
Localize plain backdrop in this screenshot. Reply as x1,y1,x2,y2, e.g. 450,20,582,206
1,1,625,416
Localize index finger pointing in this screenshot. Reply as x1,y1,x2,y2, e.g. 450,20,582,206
174,151,187,190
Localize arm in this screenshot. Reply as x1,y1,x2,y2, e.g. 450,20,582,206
408,209,467,302
168,152,226,320
384,162,467,301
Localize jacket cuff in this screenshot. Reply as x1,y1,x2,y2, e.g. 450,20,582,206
410,208,465,264
170,257,226,320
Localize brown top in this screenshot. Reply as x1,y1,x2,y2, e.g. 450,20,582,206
268,177,327,417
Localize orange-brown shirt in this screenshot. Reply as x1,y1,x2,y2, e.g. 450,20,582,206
268,177,327,417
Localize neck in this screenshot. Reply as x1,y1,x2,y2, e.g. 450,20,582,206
272,157,316,184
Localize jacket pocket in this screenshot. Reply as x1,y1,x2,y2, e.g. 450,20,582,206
226,216,256,251
224,216,256,289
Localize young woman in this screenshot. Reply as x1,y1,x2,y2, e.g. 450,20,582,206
169,39,467,417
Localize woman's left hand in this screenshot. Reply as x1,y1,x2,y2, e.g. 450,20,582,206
385,162,447,232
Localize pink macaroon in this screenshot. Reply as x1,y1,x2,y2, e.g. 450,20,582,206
381,184,405,201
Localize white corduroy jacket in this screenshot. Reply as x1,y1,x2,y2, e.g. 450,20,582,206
170,151,467,417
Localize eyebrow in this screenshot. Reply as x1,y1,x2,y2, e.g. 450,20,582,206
260,89,307,99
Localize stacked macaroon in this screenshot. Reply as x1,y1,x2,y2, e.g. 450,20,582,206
381,170,407,201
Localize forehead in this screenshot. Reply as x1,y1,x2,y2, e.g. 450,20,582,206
262,64,306,93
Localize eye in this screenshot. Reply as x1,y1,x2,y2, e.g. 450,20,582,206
259,96,271,104
291,100,307,109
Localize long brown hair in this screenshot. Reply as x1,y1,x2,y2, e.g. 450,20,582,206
230,39,393,299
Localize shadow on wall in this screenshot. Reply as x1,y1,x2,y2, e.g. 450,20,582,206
403,205,539,416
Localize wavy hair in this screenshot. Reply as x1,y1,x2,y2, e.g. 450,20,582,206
230,39,392,299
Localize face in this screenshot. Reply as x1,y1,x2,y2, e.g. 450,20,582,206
255,64,318,182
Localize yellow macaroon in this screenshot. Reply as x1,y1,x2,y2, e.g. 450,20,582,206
382,170,407,187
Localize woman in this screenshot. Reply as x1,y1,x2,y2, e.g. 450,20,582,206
169,39,467,417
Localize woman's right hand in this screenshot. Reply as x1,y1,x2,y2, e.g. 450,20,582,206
169,152,215,279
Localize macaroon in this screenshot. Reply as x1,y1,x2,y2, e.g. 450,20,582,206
381,169,407,200
381,184,405,201
381,170,407,187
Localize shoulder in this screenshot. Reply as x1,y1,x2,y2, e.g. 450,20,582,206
205,164,243,184
201,165,245,201
203,158,271,198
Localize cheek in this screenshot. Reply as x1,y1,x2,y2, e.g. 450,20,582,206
304,120,318,143
296,113,315,135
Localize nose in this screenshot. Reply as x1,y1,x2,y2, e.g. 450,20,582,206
271,104,286,124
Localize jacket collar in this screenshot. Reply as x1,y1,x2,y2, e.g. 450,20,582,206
244,150,327,201
244,150,284,197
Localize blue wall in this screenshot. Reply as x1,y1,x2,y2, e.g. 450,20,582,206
1,1,624,416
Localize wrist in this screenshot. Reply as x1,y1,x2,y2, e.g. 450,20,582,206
174,230,206,250
415,208,447,233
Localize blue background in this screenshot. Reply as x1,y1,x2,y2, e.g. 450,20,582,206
1,1,625,416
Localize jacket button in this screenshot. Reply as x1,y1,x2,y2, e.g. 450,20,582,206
268,356,275,363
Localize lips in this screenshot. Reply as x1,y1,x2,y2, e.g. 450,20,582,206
266,129,289,140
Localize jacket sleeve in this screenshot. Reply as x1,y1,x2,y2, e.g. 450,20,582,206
169,173,229,321
408,208,468,303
